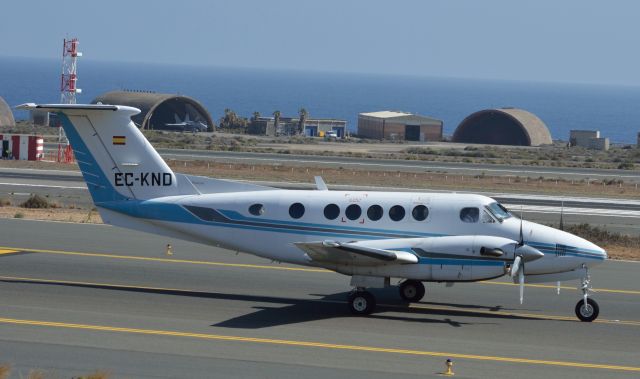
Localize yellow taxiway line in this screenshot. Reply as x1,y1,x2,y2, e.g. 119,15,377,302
0,316,638,373
1,275,639,327
0,245,638,295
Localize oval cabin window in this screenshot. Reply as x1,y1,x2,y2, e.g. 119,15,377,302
367,205,383,221
345,204,362,220
289,203,305,219
249,203,265,216
324,204,340,220
389,205,405,221
412,205,429,221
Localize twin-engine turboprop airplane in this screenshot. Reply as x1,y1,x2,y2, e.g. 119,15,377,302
17,103,607,322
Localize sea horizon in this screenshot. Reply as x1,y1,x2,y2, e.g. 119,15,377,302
2,56,640,144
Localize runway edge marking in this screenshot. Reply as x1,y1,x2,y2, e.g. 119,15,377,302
0,316,638,372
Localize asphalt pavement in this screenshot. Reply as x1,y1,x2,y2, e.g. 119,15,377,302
0,219,638,378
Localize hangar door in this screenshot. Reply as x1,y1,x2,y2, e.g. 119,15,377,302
405,125,420,141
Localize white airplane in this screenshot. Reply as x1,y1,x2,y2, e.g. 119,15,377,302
18,103,607,322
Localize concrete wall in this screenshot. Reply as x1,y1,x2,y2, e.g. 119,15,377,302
357,116,442,141
588,137,609,151
570,130,600,147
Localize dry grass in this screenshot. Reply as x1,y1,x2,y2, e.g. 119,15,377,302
0,365,109,379
0,364,11,379
0,207,102,224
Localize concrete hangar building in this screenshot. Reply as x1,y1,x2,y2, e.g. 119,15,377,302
357,111,443,141
453,108,552,146
92,90,213,132
0,96,15,128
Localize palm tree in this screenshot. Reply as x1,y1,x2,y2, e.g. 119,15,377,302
298,108,308,135
251,111,261,122
272,110,281,135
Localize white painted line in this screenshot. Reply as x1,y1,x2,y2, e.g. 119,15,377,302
0,182,86,190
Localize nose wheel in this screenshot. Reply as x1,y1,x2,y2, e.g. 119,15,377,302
575,298,599,322
575,270,599,322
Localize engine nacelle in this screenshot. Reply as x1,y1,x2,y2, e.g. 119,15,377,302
333,235,521,281
413,235,513,281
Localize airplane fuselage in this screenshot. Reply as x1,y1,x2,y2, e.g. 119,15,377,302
99,189,606,282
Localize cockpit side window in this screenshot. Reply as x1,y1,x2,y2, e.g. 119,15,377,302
460,207,479,223
481,209,495,223
486,202,512,222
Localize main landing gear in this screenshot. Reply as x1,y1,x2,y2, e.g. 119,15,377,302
399,280,425,302
347,279,425,315
575,271,599,322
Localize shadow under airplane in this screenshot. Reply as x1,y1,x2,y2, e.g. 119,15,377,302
2,278,548,329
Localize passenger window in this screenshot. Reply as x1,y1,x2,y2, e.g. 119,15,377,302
345,204,362,220
389,205,405,221
289,203,305,219
249,203,265,216
460,207,479,223
324,204,340,220
412,205,429,221
367,205,383,221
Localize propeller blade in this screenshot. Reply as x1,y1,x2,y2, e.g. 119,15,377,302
511,255,522,278
518,207,524,246
559,201,564,231
519,268,525,304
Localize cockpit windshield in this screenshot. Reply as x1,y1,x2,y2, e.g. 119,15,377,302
487,202,512,221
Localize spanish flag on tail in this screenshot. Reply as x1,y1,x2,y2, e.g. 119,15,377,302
112,136,126,145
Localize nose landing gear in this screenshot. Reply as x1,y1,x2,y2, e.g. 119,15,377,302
575,269,599,322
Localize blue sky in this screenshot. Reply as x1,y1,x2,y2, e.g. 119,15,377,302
2,0,639,85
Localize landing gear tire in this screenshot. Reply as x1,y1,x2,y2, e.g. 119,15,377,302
348,291,376,315
399,280,425,302
575,298,599,322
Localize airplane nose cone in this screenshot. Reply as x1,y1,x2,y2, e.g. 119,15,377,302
516,244,544,262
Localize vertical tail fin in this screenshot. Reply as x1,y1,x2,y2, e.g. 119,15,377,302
17,104,193,203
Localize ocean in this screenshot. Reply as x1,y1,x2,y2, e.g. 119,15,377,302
2,56,640,144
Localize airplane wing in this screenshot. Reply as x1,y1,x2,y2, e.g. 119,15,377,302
295,240,418,266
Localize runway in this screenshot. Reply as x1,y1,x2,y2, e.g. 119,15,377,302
0,219,638,378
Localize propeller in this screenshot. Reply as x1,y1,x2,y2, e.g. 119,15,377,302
511,207,526,304
559,200,564,231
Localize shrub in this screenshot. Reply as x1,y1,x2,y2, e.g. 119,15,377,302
13,212,24,218
20,194,50,209
0,198,10,207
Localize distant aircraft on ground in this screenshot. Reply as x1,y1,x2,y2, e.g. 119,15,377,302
18,103,607,321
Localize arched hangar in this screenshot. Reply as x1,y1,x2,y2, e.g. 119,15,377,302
0,96,16,128
92,91,213,132
452,108,552,146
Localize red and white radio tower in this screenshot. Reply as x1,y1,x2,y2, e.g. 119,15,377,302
60,38,82,104
58,37,82,162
